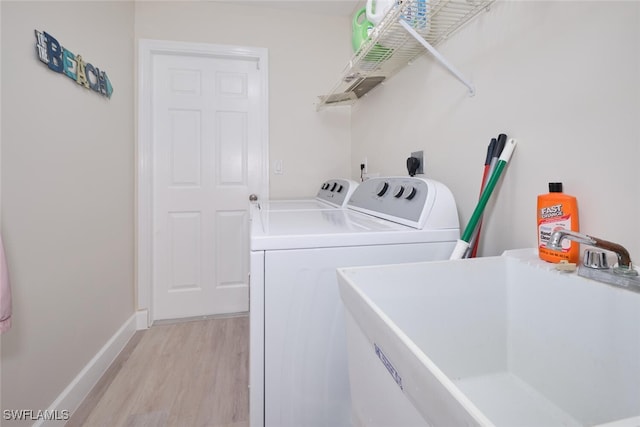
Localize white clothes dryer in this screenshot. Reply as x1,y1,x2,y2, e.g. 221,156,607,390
249,176,460,427
257,178,358,212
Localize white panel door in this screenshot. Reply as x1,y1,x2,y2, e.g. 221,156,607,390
152,53,262,320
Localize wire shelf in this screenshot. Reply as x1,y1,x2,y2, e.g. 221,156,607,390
317,0,495,109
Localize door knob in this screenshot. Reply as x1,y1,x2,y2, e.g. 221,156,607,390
249,194,258,202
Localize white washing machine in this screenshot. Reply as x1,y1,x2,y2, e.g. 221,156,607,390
258,178,358,212
249,176,460,427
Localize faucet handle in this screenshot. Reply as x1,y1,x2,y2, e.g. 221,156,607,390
583,249,609,270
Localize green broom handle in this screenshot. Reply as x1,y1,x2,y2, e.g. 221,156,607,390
450,139,517,260
461,161,506,241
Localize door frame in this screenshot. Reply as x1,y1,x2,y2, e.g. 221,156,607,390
137,39,269,326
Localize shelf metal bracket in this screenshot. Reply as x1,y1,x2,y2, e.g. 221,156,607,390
399,20,475,96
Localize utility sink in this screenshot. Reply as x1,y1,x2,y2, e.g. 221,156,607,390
337,249,640,427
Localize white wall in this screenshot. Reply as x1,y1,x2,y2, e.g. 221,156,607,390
135,1,353,199
0,1,135,422
351,1,640,259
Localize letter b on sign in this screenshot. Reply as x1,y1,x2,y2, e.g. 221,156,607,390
44,31,64,73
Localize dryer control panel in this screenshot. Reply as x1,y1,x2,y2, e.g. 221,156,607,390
347,177,459,230
315,178,359,207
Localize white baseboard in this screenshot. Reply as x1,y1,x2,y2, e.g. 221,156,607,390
34,313,139,426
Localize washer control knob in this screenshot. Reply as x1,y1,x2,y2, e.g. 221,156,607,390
376,181,389,197
330,183,338,192
337,185,344,193
393,185,405,198
405,186,417,200
322,183,329,190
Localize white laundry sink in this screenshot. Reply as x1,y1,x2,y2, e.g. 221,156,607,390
337,249,640,427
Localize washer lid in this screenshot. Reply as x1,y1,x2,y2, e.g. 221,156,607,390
250,209,459,250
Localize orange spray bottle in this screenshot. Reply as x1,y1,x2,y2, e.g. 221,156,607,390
537,182,580,263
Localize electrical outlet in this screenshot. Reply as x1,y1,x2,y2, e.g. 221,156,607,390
410,151,424,175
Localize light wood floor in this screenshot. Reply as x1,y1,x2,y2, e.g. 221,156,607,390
67,316,249,427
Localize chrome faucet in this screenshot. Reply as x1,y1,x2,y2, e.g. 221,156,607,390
546,229,635,272
546,229,639,293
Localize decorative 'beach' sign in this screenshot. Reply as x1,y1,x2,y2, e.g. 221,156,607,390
34,30,114,99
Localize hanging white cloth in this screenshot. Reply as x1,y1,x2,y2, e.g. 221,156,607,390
0,234,12,333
